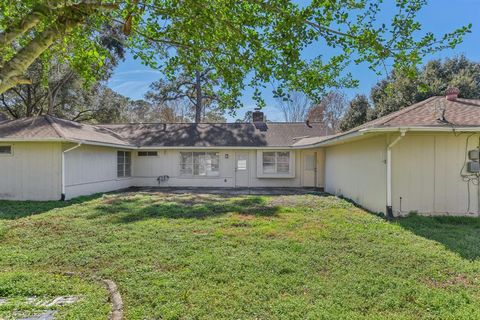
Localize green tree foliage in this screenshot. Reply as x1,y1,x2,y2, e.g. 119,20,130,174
371,55,480,118
339,94,371,131
0,25,126,122
0,1,472,114
0,61,134,123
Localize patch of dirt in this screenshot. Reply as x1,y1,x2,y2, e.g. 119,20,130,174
426,274,475,288
233,214,256,221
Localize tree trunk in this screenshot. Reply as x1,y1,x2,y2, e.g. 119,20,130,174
26,86,33,117
0,20,74,94
194,70,202,123
47,87,54,115
0,3,117,95
0,10,43,50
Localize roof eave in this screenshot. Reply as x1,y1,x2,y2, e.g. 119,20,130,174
304,126,480,148
64,139,136,149
137,145,311,150
0,138,136,149
359,126,480,133
0,138,68,142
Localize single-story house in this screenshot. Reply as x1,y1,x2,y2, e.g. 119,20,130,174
0,90,479,217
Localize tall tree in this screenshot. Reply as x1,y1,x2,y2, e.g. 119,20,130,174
0,25,125,121
306,104,325,123
145,70,225,123
276,91,311,122
317,91,348,132
0,1,472,115
371,55,480,118
339,94,371,131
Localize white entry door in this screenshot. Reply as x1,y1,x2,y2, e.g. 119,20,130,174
235,152,249,187
303,152,317,187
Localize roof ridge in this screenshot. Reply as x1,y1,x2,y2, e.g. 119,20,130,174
44,115,66,139
49,115,132,144
379,96,440,126
97,121,327,126
95,125,132,143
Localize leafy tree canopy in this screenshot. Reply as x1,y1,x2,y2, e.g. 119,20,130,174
371,55,480,118
0,0,472,114
339,94,371,131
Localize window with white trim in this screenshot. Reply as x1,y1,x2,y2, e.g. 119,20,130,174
117,151,131,177
262,151,290,174
180,152,219,176
0,145,12,155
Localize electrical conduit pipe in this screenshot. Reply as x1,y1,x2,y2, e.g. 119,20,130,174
386,130,406,218
61,142,82,201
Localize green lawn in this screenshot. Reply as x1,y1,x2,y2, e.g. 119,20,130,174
1,192,480,319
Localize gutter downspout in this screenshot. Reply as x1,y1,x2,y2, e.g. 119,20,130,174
61,142,82,201
386,130,406,219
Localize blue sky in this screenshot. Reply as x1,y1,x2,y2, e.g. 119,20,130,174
107,0,480,121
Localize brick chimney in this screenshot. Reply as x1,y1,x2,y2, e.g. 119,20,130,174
445,87,460,101
252,110,265,123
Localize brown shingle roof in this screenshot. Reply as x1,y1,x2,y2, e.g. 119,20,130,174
0,115,130,146
315,96,480,147
99,122,332,147
356,96,480,130
47,117,130,146
0,116,332,147
0,116,62,139
1,97,479,148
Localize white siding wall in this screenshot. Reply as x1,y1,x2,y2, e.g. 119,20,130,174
132,149,324,188
325,136,387,214
392,133,480,216
64,144,133,199
0,142,61,200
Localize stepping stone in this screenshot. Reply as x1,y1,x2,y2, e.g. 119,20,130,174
18,310,57,320
45,296,79,307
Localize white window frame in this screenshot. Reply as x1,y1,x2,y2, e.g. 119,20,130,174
0,144,13,156
256,150,295,178
117,150,132,178
179,151,220,177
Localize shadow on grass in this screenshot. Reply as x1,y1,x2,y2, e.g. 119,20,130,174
91,194,280,223
0,194,103,220
397,215,480,260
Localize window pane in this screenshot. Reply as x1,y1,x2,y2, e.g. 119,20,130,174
194,164,206,176
117,164,124,177
263,152,275,163
0,146,11,154
180,164,193,175
181,152,193,164
277,152,290,163
277,163,290,173
237,159,247,170
263,163,276,173
193,152,205,166
138,151,152,156
148,151,158,156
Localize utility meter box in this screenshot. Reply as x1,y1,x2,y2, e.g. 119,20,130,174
467,161,480,173
469,149,480,161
